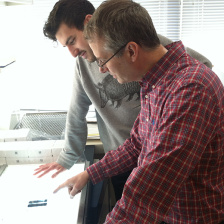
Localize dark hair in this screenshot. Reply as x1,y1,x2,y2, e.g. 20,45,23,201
43,0,95,41
84,0,160,53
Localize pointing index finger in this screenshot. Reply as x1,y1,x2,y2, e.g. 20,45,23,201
53,183,66,194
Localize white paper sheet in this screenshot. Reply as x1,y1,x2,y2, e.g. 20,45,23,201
0,163,85,224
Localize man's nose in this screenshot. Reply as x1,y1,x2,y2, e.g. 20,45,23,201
67,45,79,57
99,66,108,73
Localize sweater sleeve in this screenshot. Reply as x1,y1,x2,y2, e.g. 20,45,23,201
57,60,92,169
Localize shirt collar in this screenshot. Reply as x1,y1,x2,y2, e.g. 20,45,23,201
140,41,186,88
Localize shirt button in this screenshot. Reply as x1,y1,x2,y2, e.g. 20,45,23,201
145,95,148,99
146,118,149,122
152,85,155,89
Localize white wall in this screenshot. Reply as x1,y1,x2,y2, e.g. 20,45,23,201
0,2,75,129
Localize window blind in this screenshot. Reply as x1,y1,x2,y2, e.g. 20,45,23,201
1,0,224,64
91,0,224,70
180,0,224,70
2,0,222,68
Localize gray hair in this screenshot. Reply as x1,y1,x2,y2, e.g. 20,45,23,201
84,0,160,54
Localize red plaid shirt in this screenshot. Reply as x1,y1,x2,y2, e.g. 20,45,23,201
86,41,224,223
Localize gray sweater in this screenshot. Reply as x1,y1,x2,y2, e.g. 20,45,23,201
57,35,212,169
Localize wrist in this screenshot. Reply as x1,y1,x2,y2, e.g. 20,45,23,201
83,170,90,181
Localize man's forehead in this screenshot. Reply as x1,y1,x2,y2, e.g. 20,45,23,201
88,42,99,57
56,24,80,45
89,39,106,57
56,24,78,37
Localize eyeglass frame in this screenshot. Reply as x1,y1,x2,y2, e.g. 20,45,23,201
96,43,128,68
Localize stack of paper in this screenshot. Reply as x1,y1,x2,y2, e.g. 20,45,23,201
87,123,100,139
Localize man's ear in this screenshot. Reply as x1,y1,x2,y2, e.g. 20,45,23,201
84,14,92,25
127,42,138,62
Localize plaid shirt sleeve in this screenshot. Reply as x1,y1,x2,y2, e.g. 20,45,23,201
86,114,142,184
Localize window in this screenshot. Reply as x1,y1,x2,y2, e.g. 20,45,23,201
140,0,224,72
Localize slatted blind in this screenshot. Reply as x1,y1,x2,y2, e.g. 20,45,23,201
180,0,224,70
92,0,224,70
1,0,223,68
181,1,224,36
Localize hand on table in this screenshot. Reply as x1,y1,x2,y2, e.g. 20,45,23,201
33,162,66,178
53,170,90,199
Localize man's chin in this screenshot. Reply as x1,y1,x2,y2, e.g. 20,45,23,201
90,56,97,63
115,77,123,84
89,58,96,63
85,56,96,63
116,77,127,84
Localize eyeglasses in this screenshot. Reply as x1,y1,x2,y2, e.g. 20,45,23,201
96,43,127,68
